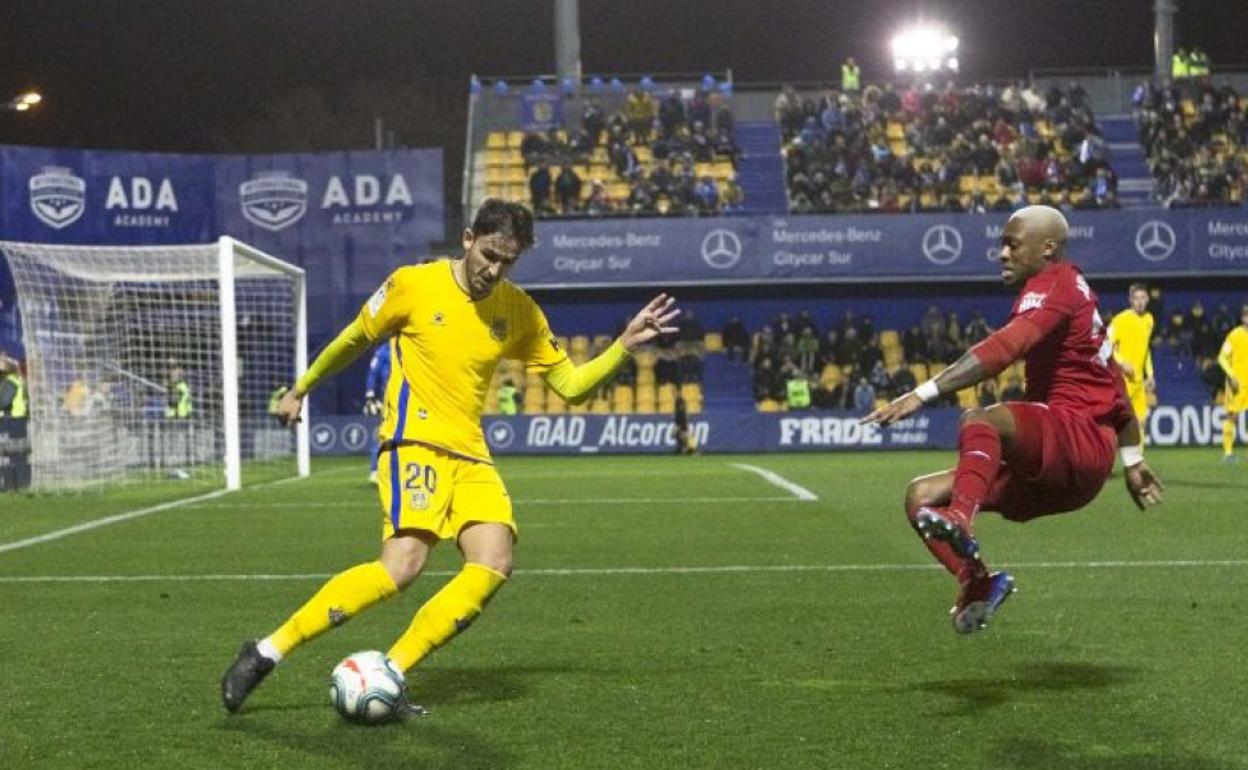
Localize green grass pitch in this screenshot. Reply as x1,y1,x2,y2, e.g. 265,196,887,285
1,448,1246,769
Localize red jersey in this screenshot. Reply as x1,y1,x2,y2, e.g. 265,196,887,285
1008,261,1132,430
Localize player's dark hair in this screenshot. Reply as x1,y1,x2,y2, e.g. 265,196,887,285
471,199,535,252
1129,282,1148,295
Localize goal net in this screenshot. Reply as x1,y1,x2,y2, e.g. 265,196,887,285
0,237,309,492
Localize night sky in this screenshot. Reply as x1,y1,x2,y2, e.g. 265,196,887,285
1,0,1242,155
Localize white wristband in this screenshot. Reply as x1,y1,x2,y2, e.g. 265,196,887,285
1120,445,1144,467
915,380,940,404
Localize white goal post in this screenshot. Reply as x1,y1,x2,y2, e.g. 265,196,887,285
0,237,309,492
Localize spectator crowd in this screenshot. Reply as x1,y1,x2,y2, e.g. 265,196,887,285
776,80,1119,214
1133,78,1246,208
524,85,744,219
731,306,1012,412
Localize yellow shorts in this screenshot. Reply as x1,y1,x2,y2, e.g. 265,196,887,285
376,442,515,541
1227,384,1248,414
1125,381,1149,421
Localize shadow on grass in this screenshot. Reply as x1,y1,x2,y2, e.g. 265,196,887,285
221,716,515,770
911,661,1139,716
214,664,584,769
991,737,1238,770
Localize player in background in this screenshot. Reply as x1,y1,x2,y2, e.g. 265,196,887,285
221,199,680,713
363,342,390,483
1108,283,1155,441
864,206,1164,634
1217,304,1248,463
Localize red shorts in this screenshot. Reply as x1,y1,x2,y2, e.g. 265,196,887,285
983,402,1117,522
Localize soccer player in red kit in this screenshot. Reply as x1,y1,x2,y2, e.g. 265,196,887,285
864,206,1164,634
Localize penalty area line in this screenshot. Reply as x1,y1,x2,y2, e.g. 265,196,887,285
730,463,819,501
4,558,1248,583
0,473,318,557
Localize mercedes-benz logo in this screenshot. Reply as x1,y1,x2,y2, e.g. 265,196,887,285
701,229,743,270
1135,220,1176,262
922,225,963,265
340,423,370,451
486,421,515,449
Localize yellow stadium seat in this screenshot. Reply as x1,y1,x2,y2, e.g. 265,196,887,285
569,335,590,355
657,384,677,401
879,329,900,349
486,132,506,149
636,368,656,386
635,146,652,163
523,391,544,412
636,383,656,403
909,363,928,382
634,350,657,368
884,347,905,367
505,167,527,185
592,398,612,414
680,383,702,402
506,131,525,148
957,389,978,409
635,398,658,414
886,121,905,140
758,399,784,412
820,363,843,389
545,394,567,414
704,333,724,352
687,399,703,414
570,401,590,414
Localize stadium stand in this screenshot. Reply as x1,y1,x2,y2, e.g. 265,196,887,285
776,80,1119,214
481,85,743,219
1133,79,1247,207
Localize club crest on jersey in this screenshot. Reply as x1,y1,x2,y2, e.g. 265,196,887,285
239,171,308,231
549,336,561,352
432,312,445,326
1018,292,1047,313
409,489,429,511
29,166,86,229
490,318,508,342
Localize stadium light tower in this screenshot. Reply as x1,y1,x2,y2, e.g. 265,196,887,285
4,91,42,112
891,25,959,75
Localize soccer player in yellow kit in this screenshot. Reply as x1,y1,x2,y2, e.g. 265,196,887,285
1218,304,1248,462
1108,283,1155,435
221,200,680,713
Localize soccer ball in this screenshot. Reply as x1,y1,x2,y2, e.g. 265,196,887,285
329,651,405,724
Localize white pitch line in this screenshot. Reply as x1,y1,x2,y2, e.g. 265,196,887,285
731,463,819,501
184,496,803,509
5,558,1248,583
0,473,318,556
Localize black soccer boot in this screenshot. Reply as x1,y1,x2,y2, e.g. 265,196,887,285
220,640,276,713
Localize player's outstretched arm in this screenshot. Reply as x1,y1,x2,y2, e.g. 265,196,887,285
276,319,373,427
542,294,680,405
864,315,1045,427
1117,418,1164,510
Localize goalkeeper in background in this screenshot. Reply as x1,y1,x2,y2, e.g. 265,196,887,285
1108,283,1155,440
363,342,390,483
221,199,680,714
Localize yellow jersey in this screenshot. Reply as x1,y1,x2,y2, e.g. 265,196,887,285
1220,326,1248,382
357,259,566,462
1108,309,1153,383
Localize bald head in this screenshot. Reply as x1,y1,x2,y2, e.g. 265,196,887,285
1009,205,1069,253
997,206,1071,286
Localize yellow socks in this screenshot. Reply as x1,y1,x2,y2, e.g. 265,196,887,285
265,560,398,658
1225,417,1238,457
387,563,507,673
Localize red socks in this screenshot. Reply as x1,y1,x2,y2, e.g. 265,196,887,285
947,422,1002,522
